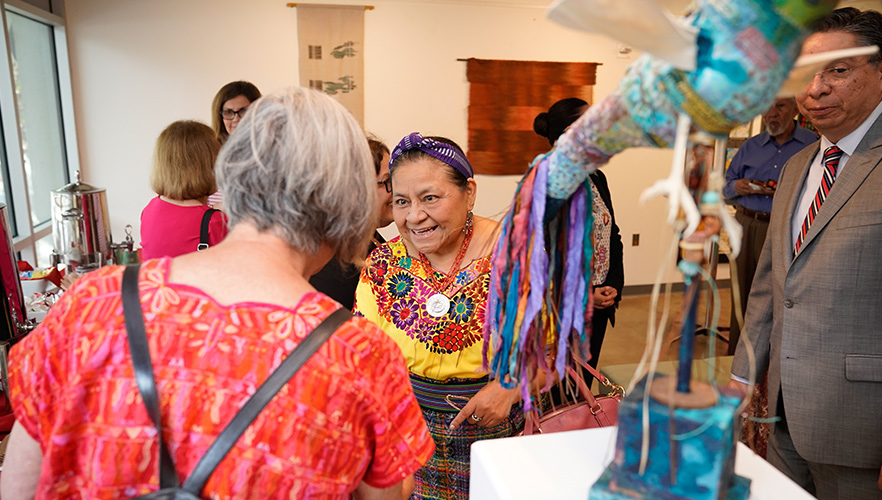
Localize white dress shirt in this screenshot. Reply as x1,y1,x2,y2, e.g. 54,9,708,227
790,100,882,247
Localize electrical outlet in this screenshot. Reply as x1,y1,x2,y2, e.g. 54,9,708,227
632,234,640,246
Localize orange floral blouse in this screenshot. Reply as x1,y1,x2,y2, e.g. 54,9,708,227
9,258,434,499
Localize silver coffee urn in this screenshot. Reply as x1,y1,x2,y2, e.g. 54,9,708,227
50,171,113,273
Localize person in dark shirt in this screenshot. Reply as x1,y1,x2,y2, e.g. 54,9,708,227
310,136,393,309
534,98,625,373
722,97,816,354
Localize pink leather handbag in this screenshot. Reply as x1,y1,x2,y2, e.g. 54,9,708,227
520,362,624,436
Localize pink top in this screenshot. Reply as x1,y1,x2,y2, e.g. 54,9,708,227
9,258,434,499
140,197,228,260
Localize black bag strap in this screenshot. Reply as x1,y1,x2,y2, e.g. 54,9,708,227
122,264,351,495
198,208,219,251
122,264,181,488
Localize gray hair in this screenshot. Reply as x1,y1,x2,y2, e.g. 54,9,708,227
216,87,376,264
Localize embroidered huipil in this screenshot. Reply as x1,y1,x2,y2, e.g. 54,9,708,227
354,237,490,380
589,178,612,285
9,258,434,499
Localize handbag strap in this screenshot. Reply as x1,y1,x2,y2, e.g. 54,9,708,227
183,306,350,492
566,366,602,409
523,409,539,435
122,264,352,495
122,264,181,488
570,349,625,399
198,208,219,251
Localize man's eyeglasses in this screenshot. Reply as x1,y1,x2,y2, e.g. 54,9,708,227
813,63,869,85
377,178,391,193
221,107,248,120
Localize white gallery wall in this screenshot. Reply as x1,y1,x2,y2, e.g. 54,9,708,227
64,0,693,286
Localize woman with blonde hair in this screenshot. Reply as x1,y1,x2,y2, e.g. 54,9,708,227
140,120,228,260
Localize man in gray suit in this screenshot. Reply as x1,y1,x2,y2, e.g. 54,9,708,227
730,8,882,499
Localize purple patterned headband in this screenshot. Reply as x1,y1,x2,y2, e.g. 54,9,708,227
389,132,474,179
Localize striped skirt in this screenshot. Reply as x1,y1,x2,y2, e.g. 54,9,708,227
409,375,524,500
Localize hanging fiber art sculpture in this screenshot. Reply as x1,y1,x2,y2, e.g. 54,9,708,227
482,0,878,498
484,0,847,402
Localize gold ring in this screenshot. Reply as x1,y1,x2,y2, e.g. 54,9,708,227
471,414,483,422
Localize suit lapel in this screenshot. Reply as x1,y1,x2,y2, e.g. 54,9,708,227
781,146,817,273
794,120,882,259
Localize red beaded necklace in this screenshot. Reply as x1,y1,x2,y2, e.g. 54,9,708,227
418,218,474,293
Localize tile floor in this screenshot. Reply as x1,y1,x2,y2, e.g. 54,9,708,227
595,284,733,376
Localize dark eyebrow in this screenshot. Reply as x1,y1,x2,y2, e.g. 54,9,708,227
392,186,439,199
826,57,865,67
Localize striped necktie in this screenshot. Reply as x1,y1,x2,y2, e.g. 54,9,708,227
794,145,843,255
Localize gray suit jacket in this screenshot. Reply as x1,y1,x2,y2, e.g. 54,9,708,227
731,114,882,469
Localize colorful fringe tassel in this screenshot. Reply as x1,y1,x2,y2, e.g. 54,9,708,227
483,154,597,410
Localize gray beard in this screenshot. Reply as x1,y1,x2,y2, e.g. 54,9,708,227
766,122,789,138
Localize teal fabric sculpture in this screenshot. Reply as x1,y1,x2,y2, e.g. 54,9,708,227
483,0,844,499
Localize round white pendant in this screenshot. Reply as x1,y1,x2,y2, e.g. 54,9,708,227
426,293,451,318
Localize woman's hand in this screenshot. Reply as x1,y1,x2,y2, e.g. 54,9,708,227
449,379,520,430
593,286,617,309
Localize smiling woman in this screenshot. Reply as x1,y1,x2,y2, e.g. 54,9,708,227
353,133,531,500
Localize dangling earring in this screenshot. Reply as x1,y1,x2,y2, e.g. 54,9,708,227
463,211,473,233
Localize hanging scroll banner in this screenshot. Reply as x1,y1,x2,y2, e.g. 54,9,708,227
296,4,365,126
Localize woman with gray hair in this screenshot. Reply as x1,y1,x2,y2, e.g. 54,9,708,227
2,87,434,500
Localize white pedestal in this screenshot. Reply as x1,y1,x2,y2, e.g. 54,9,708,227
470,426,815,500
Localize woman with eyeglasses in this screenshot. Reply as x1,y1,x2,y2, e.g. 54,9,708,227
208,81,262,207
211,80,262,144
354,133,537,500
309,135,394,309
